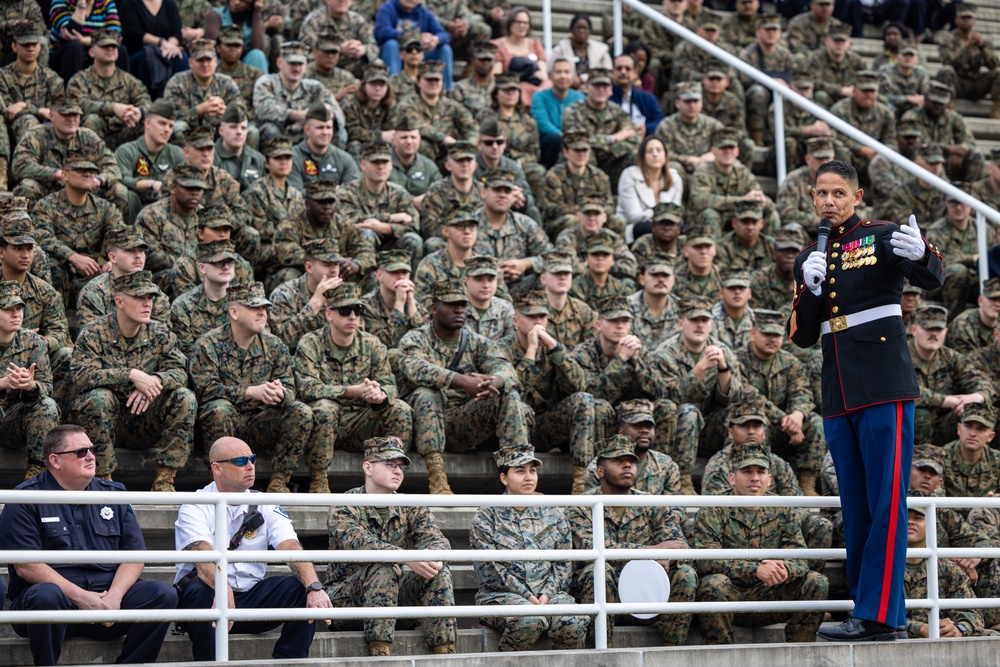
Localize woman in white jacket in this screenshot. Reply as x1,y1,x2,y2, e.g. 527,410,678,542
616,135,683,243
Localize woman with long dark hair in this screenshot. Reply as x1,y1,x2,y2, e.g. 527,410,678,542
343,62,396,160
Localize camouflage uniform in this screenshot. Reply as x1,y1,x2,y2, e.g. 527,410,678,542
671,40,741,91
136,197,199,279
298,9,379,78
878,62,928,118
910,337,993,445
567,483,696,647
786,14,847,55
935,29,1000,102
13,268,72,390
466,296,515,342
547,296,597,351
310,66,360,100
77,270,171,327
217,62,265,116
570,272,635,310
326,486,456,648
336,177,424,262
396,91,477,165
425,0,490,58
628,291,679,350
710,300,755,352
66,66,151,150
492,111,543,191
449,75,493,119
775,165,819,231
885,173,952,228
272,201,374,277
470,499,588,651
738,39,795,137
474,208,553,296
268,274,327,350
942,432,1000,500
543,163,618,238
719,14,757,51
561,94,638,188
245,173,306,280
473,153,541,225
584,448,683,514
287,139,360,194
903,555,985,637
114,136,186,215
341,94,396,160
360,284,428,370
414,248,511,309
805,48,866,107
925,219,981,321
252,73,341,145
294,320,412,469
169,244,254,301
555,225,637,282
715,232,775,273
688,161,778,237
702,90,747,133
749,264,795,313
69,283,197,476
389,148,442,200
900,105,984,185
162,71,243,135
0,2,48,69
829,95,897,177
388,70,419,101
0,61,62,143
171,284,232,356
639,14,696,91
947,307,993,355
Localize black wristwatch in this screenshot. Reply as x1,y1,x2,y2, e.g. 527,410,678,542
305,581,324,593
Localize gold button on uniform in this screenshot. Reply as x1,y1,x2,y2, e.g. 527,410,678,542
832,252,839,258
830,278,836,285
830,292,837,298
833,243,840,249
832,306,839,313
839,226,845,233
829,264,835,271
880,337,886,342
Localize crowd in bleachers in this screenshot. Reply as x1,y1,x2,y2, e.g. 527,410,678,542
2,0,1000,658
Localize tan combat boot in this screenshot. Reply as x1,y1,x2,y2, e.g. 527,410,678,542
24,463,44,480
991,100,1000,120
151,466,176,492
571,466,587,495
368,641,391,656
0,157,8,192
679,472,697,496
425,452,453,494
309,468,331,493
266,472,292,493
751,129,765,147
799,471,819,496
432,643,456,654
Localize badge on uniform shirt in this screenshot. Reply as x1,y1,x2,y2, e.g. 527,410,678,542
136,157,150,177
304,159,318,176
245,169,260,180
320,164,338,174
244,528,257,539
273,505,289,519
100,506,114,520
413,171,425,180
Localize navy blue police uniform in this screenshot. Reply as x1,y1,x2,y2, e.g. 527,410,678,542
0,471,177,666
788,213,943,630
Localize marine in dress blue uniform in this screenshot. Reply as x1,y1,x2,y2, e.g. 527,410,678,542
788,161,944,640
0,425,177,666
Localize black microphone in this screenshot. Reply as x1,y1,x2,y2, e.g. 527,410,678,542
816,218,832,255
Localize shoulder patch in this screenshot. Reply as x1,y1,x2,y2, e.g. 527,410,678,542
273,505,290,519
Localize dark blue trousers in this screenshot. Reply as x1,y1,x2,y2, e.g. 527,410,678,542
824,400,914,628
11,579,177,666
181,575,316,661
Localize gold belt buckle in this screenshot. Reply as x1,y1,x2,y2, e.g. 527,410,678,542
830,315,848,332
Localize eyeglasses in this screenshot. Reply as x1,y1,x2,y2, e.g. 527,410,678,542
511,19,530,25
481,138,506,146
336,305,363,317
213,455,257,466
53,446,95,458
404,45,424,53
381,461,410,472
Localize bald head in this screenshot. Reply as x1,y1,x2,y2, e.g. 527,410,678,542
209,437,256,492
209,436,251,461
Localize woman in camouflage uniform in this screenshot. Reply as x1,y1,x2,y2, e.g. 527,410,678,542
488,75,546,202
469,443,590,651
342,63,396,160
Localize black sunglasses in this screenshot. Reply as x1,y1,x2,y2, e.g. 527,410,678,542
53,446,95,458
213,455,256,466
481,138,506,146
404,45,424,53
336,305,363,317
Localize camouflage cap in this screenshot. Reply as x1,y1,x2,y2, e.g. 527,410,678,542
364,61,390,82
685,224,716,246
595,433,639,461
172,164,208,189
542,249,574,274
597,295,633,320
471,41,498,60
189,38,217,60
756,13,781,29
10,20,42,44
678,296,714,319
897,120,922,137
926,81,953,104
911,452,943,475
774,227,804,251
91,27,121,47
588,67,613,85
697,12,721,30
906,488,928,515
50,92,82,115
314,31,341,52
562,128,590,150
495,70,521,89
712,127,741,149
63,150,98,172
362,138,393,161
197,204,235,229
105,225,149,251
902,280,924,295
579,194,606,214
304,180,338,201
444,203,480,226
483,168,517,189
147,98,176,120
733,198,763,220
219,25,245,46
918,143,945,164
479,116,503,138
961,401,996,427
448,140,478,159
513,290,549,315
185,124,216,149
394,115,420,132
364,436,411,464
956,2,977,17
753,308,786,335
419,61,445,79
221,101,249,124
617,398,655,424
643,253,674,275
304,238,344,263
791,69,814,88
729,394,768,425
899,43,919,56
982,276,1000,298
806,137,835,158
431,277,468,303
855,70,879,91
280,41,308,64
676,81,702,100
0,280,25,309
325,282,363,308
704,68,728,80
914,302,948,329
585,229,616,254
722,267,752,288
378,249,411,272
828,24,851,40
652,202,683,224
305,100,333,123
113,269,159,297
262,137,294,158
947,181,973,201
465,255,499,277
493,442,541,468
198,239,238,263
227,281,272,307
400,27,423,48
730,442,771,470
1,199,35,245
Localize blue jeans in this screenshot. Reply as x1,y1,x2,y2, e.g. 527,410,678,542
380,39,454,88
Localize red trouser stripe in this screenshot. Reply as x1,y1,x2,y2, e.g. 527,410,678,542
877,401,904,624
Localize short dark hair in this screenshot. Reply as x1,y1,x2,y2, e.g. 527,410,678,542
815,160,858,191
570,14,592,30
42,424,87,462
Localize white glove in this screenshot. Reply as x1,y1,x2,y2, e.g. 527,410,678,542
891,215,926,261
802,251,827,297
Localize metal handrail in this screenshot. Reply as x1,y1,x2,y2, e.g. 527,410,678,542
0,490,993,657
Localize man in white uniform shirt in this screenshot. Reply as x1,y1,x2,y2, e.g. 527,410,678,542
174,436,332,660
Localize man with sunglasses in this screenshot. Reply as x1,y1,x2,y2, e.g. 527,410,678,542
294,282,412,493
610,53,663,138
473,116,541,225
326,435,457,656
1,424,178,666
175,436,333,661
